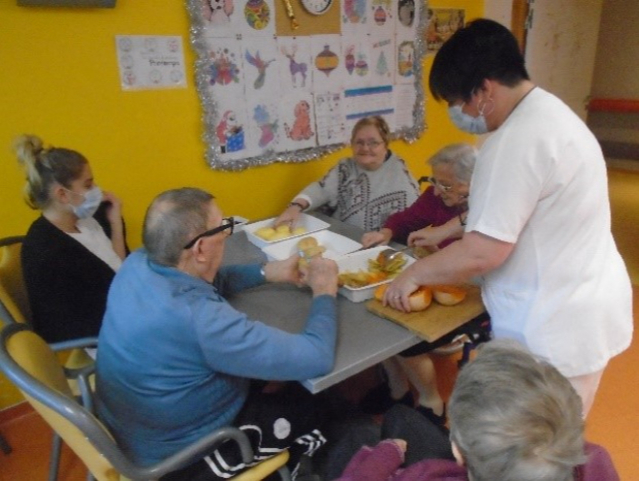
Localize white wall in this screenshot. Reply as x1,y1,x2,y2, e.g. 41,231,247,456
588,0,639,161
591,0,639,99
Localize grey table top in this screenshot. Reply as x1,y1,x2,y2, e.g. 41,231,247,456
223,214,421,394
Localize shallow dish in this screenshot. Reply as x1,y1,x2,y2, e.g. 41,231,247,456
335,246,416,303
243,213,330,248
262,230,362,261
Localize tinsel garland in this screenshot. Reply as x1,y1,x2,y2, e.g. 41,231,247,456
185,0,427,171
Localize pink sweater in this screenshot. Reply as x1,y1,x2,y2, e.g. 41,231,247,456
383,187,463,247
336,440,619,481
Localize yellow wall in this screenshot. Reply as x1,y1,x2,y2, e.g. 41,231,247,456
0,0,483,410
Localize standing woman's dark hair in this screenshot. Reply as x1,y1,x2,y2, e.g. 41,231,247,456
15,134,127,343
429,18,530,103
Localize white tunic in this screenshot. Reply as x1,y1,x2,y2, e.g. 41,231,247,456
466,87,633,377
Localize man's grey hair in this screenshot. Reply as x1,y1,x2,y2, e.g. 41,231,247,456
143,187,214,266
428,143,477,183
449,339,586,481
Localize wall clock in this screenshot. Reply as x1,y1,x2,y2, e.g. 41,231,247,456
300,0,333,15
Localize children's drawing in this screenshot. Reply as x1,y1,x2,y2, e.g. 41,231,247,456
208,47,241,86
397,40,414,77
216,110,245,152
397,0,414,27
281,45,308,88
314,45,339,77
253,104,278,148
371,0,392,26
355,53,369,76
244,0,271,30
344,46,356,75
202,0,234,25
245,50,275,89
375,51,389,76
284,100,314,141
343,0,366,24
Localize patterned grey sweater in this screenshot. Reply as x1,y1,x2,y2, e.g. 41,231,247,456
296,152,419,232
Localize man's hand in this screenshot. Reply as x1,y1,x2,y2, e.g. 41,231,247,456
263,255,303,285
305,257,338,297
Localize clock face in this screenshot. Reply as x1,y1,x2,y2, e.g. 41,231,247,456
301,0,333,15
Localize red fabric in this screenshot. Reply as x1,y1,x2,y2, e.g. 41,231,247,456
335,441,619,481
383,187,463,247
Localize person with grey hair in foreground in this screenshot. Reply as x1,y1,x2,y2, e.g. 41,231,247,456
326,339,619,481
96,187,339,480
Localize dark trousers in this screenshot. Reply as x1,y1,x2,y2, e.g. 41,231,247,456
318,404,455,480
161,382,326,480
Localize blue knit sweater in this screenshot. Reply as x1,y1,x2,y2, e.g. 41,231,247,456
96,249,337,465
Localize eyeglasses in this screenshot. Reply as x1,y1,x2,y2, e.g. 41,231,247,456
353,139,384,149
418,176,453,193
183,217,235,249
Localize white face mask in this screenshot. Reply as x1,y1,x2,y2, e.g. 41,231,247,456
67,185,103,219
448,104,489,135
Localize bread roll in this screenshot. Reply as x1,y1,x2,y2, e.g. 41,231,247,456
297,236,319,251
432,285,467,306
302,245,326,258
374,284,432,311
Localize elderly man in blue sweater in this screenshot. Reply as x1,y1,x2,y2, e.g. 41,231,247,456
96,187,339,480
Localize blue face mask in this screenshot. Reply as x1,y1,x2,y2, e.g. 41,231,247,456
448,104,489,135
68,186,103,219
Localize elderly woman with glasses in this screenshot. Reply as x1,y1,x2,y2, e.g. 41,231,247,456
361,143,476,253
274,116,419,231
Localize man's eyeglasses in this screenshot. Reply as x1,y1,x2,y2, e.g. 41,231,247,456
353,139,384,149
418,176,453,192
183,217,235,249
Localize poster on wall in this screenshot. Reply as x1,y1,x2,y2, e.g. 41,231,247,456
115,35,187,90
187,0,427,171
425,8,465,54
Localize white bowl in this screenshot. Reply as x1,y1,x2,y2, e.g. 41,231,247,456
335,246,416,303
262,231,362,261
243,213,330,248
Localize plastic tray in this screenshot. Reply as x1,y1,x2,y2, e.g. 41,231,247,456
243,213,330,248
262,230,362,261
335,246,416,303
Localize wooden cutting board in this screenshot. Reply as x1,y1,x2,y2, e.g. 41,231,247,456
365,285,486,342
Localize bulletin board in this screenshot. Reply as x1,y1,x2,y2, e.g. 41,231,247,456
187,0,428,171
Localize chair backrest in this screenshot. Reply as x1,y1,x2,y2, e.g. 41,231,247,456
0,323,124,481
0,236,31,325
0,323,291,481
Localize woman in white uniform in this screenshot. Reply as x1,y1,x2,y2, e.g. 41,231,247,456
383,19,633,416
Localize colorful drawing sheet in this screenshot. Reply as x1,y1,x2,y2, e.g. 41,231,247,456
277,36,314,92
199,0,276,38
341,34,373,88
426,8,465,54
311,34,344,93
116,35,187,91
369,35,396,85
278,91,317,151
245,95,283,154
367,0,396,37
242,37,281,94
